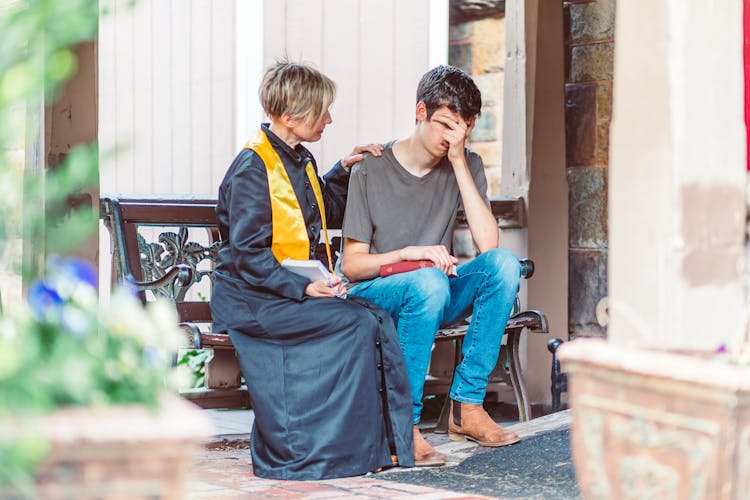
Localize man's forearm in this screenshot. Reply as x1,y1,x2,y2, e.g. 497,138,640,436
452,161,499,252
463,199,498,252
342,245,405,282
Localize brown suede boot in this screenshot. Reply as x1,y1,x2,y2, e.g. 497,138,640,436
413,425,446,467
448,400,521,447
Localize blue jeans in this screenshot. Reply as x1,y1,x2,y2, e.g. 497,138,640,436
349,248,521,423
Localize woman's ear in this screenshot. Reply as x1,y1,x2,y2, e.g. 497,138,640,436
279,113,298,128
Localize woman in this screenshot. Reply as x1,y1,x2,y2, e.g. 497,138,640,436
210,60,414,480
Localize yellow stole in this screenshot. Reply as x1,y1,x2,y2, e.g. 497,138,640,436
244,129,333,272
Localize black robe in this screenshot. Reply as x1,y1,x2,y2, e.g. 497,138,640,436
211,124,414,480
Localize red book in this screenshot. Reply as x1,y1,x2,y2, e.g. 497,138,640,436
379,260,457,277
379,260,434,277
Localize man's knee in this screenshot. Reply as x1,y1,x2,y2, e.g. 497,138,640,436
481,248,521,288
403,267,450,312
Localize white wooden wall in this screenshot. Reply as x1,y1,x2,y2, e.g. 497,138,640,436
99,0,237,196
99,0,443,193
261,0,437,171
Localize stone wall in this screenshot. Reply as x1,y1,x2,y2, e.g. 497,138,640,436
449,1,613,340
449,14,506,195
564,0,614,338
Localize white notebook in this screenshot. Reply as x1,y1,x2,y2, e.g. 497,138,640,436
281,258,332,282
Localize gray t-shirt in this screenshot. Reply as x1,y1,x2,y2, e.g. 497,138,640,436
342,143,489,257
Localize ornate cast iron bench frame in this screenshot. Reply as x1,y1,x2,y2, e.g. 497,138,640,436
100,195,548,423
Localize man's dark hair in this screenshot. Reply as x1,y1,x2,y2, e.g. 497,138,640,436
416,65,482,121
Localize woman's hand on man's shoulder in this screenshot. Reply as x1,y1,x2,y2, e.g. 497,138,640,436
341,143,384,171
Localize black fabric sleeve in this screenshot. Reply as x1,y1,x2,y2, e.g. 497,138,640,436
320,160,350,228
225,154,311,301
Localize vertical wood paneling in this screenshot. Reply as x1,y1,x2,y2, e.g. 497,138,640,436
132,0,153,192
100,0,433,194
170,0,192,194
263,0,286,70
98,2,117,293
114,0,135,192
257,0,434,168
151,0,174,192
286,0,323,61
234,0,265,152
321,0,360,173
210,0,235,192
359,0,395,144
286,0,324,162
393,0,430,138
190,0,213,194
98,0,117,191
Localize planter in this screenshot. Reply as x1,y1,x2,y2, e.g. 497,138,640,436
30,394,213,499
558,339,750,499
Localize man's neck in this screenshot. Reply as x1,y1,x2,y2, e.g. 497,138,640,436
392,136,441,178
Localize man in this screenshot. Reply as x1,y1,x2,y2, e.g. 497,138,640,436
340,65,521,466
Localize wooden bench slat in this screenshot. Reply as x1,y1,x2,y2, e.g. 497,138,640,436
199,332,235,349
118,204,217,225
176,303,212,323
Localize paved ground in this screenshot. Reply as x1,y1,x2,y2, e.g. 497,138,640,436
188,409,572,499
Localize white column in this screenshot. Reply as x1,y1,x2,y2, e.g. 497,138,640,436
608,0,747,350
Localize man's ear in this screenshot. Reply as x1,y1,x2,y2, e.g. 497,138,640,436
416,101,428,122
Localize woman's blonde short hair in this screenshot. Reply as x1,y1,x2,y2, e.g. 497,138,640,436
259,59,336,123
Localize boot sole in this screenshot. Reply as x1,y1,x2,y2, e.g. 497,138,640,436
414,457,446,467
448,431,521,447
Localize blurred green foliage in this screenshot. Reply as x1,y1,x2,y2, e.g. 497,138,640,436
0,0,102,282
177,348,213,389
0,0,188,494
0,0,101,489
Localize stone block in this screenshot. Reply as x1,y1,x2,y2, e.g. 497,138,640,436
570,0,615,43
568,166,608,248
450,0,506,24
472,17,506,74
596,119,610,165
565,83,597,166
596,81,613,119
469,141,502,168
474,72,503,107
449,21,473,43
453,226,477,259
563,5,571,45
470,109,497,142
569,330,606,340
449,43,473,74
570,42,614,82
568,248,607,336
484,165,502,196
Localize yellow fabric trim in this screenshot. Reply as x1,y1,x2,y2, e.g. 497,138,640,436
305,164,334,272
244,130,332,271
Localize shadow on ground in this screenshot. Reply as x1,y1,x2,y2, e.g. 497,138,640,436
376,429,580,499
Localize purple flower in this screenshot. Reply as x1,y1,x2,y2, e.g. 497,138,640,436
716,344,728,354
52,257,98,289
61,306,93,338
27,280,64,321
